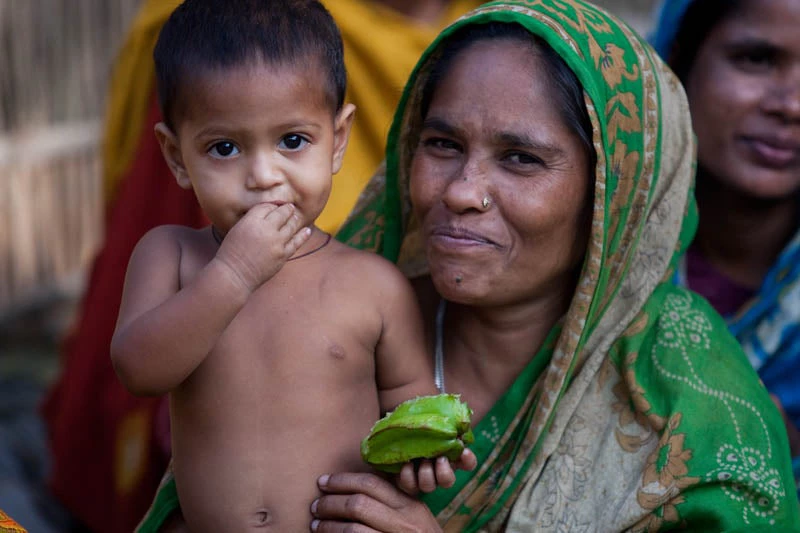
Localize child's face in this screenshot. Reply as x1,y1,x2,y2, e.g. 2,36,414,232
157,61,354,233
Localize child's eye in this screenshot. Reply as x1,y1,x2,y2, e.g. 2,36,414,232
208,141,239,159
279,134,309,151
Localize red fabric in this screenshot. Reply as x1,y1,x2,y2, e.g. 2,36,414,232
41,95,207,533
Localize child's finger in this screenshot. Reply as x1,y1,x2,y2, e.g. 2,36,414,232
245,201,281,219
456,448,478,472
434,456,456,489
416,460,437,494
286,227,313,254
396,464,419,496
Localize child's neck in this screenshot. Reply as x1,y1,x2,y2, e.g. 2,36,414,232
289,226,331,262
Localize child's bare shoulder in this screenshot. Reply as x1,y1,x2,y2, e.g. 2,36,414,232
130,225,213,272
134,224,205,253
326,240,411,292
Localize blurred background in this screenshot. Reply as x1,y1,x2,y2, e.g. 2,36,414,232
0,0,659,530
1,0,141,382
0,0,659,384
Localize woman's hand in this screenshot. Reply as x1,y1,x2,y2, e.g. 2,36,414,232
310,472,442,533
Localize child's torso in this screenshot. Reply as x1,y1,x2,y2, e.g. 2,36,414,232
171,238,384,532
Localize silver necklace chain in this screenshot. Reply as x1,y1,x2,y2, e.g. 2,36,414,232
434,299,446,393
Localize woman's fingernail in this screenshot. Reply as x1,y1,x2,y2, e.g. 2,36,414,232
311,519,319,531
318,474,330,487
438,456,448,464
311,499,318,513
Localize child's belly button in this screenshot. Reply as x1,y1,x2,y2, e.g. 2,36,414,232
249,509,272,528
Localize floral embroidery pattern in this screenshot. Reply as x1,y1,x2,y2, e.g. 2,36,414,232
631,414,699,531
539,416,594,530
706,445,785,525
649,292,785,524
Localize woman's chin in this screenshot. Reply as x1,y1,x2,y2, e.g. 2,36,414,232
429,269,490,304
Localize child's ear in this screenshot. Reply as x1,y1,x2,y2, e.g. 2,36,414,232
154,122,191,190
331,103,356,175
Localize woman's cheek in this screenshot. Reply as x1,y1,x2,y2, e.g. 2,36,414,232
410,157,438,213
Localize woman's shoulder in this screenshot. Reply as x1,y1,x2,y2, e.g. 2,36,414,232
610,283,799,528
621,284,773,421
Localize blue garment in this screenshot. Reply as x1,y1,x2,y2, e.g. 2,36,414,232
653,0,800,495
649,0,696,59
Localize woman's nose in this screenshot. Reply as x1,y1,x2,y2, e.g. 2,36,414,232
763,68,800,123
246,154,282,189
441,157,490,213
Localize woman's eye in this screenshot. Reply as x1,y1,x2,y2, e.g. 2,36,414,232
208,141,239,159
732,48,778,71
505,152,542,166
279,134,308,151
422,137,461,153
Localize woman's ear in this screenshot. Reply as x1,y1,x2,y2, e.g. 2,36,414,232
154,122,191,190
331,103,356,175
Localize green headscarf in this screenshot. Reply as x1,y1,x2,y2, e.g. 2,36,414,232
339,1,799,531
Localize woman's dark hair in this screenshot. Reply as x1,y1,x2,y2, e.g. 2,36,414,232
668,0,744,82
154,0,346,130
419,22,595,169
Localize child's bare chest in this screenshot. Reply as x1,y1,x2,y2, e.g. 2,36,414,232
179,262,382,405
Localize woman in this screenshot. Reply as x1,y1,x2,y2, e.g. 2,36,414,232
143,0,800,530
651,0,800,492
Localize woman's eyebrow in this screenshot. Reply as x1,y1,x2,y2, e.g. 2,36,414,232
421,118,565,155
725,36,783,55
420,117,458,135
495,131,565,156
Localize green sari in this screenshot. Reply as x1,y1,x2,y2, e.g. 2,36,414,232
140,1,800,531
337,1,800,531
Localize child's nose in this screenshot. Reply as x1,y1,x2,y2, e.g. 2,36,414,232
246,154,282,189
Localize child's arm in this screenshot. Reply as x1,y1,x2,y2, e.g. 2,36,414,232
372,262,437,410
111,203,308,396
370,261,477,493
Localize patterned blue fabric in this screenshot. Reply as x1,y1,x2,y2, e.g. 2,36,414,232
652,0,800,495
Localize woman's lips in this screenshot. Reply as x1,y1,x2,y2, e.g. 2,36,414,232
741,136,800,168
429,226,499,249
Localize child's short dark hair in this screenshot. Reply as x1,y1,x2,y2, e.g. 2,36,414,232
154,0,346,130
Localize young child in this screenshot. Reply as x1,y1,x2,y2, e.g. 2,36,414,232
110,1,456,531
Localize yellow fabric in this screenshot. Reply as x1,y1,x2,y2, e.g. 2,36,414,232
101,0,482,233
317,0,482,232
101,0,182,205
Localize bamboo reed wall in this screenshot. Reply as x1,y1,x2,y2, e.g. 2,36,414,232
0,0,141,319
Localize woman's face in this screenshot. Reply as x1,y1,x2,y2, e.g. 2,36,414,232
410,39,591,308
685,0,800,199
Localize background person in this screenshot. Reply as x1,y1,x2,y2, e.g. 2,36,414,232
651,0,800,494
